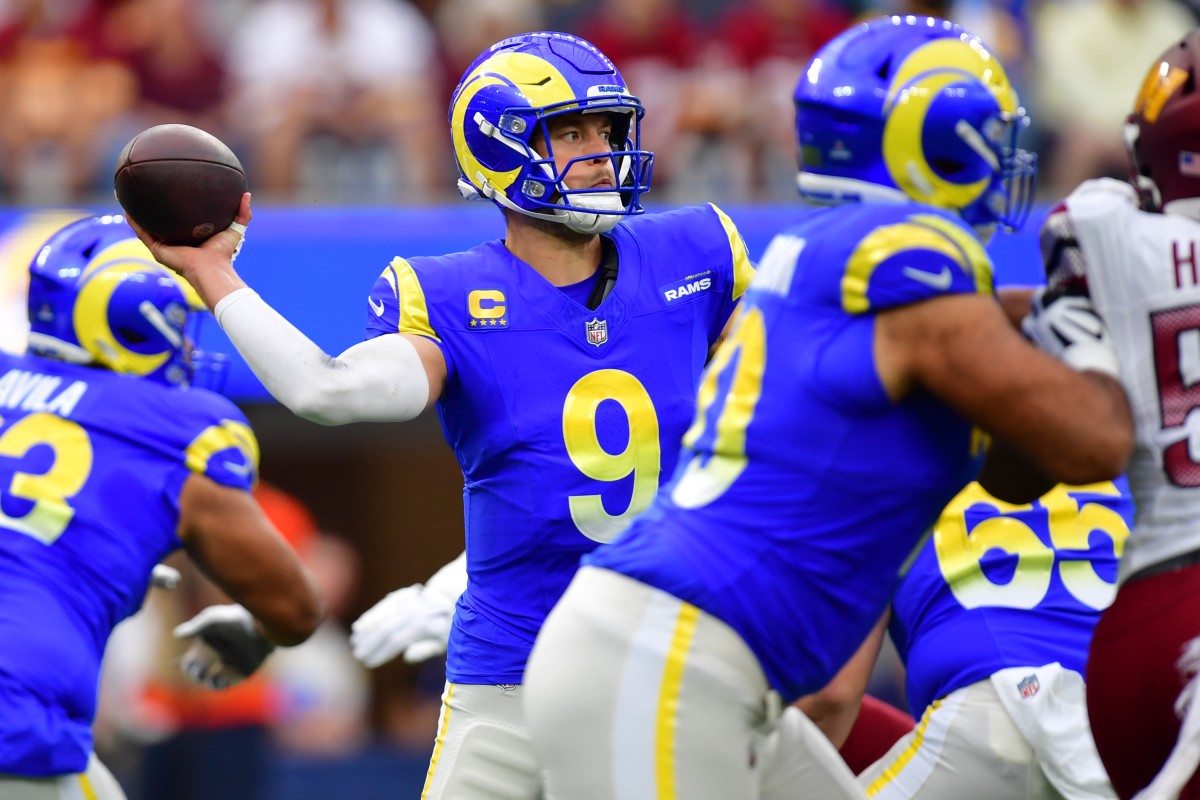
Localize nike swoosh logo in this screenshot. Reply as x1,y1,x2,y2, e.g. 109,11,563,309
901,265,953,291
368,296,385,316
226,460,255,477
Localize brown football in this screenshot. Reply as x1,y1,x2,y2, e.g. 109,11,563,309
114,124,246,246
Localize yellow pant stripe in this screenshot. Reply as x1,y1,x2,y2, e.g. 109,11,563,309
655,603,699,800
421,682,455,799
79,772,98,800
866,699,942,797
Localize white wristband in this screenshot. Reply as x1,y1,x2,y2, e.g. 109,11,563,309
1061,342,1121,381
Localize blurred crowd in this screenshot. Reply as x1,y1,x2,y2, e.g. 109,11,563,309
18,1,1188,796
1,0,1195,207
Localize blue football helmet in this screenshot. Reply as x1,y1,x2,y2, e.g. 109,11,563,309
793,15,1036,233
26,215,225,389
449,31,654,234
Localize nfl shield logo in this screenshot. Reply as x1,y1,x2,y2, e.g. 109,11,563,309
1018,674,1040,699
585,318,608,347
1182,151,1200,178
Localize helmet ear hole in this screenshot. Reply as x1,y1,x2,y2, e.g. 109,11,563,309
116,327,148,345
930,156,967,176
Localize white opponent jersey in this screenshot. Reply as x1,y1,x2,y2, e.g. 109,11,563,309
1063,178,1200,581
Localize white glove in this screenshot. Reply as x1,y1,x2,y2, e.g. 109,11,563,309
150,564,182,590
173,604,275,690
1021,288,1120,379
351,552,466,667
351,584,454,667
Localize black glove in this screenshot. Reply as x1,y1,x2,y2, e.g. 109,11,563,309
173,604,276,689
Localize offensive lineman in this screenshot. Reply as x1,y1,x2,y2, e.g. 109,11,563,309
522,16,1133,799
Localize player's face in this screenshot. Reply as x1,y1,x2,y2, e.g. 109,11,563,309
535,112,618,191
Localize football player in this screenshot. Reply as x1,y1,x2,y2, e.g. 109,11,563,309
131,32,754,799
1039,29,1200,800
0,216,322,800
858,479,1131,798
521,16,1134,799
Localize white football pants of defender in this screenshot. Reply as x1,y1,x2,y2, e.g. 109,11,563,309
858,669,1115,800
0,753,126,800
524,566,867,800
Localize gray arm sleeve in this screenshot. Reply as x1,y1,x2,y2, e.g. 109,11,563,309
213,288,431,425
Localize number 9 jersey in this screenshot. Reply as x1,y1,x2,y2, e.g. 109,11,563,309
364,203,754,685
0,351,259,777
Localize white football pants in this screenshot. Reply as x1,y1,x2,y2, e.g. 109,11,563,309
0,753,126,800
524,565,866,800
859,674,1114,800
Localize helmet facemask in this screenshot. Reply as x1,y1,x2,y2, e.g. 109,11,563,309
459,96,653,234
526,106,650,234
449,32,654,235
955,109,1038,234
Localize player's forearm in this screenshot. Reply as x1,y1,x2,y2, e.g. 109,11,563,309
1046,371,1134,482
214,289,431,424
988,368,1132,486
181,260,249,309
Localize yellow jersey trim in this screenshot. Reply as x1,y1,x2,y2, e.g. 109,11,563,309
391,258,441,342
710,204,756,300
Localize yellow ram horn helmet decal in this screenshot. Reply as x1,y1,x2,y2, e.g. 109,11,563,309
451,52,576,198
73,258,180,376
883,71,990,209
81,236,205,310
887,37,1018,114
881,38,1018,211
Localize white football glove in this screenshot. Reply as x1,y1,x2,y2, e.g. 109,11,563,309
1021,287,1120,379
351,552,465,668
149,564,182,590
173,604,275,690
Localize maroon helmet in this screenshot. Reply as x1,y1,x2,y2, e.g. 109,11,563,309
1126,29,1200,211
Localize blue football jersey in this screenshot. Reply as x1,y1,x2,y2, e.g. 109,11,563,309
0,352,259,777
364,204,754,684
891,479,1133,715
588,201,995,701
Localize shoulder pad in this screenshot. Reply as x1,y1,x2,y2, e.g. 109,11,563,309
842,210,993,314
